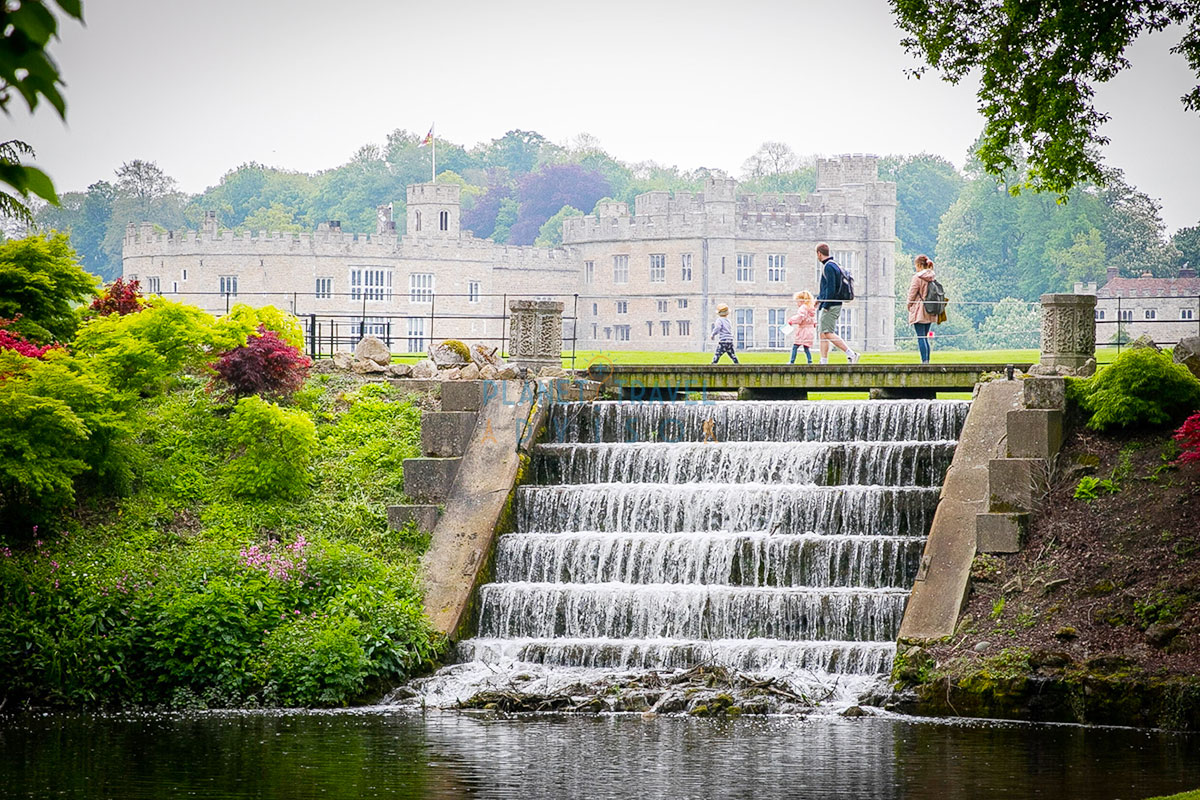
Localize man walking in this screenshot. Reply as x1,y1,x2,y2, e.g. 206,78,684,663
815,243,860,364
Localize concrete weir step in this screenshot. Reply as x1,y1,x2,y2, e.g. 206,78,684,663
403,457,462,502
387,504,442,532
422,411,477,458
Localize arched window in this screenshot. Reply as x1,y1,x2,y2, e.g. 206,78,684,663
415,210,422,231
439,210,449,231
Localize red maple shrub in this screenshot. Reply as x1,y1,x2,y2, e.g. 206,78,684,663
0,317,58,359
210,325,312,401
1174,412,1200,465
89,277,145,316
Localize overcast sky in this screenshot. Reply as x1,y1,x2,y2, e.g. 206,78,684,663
9,0,1200,232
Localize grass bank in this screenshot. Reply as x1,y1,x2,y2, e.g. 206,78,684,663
0,372,442,710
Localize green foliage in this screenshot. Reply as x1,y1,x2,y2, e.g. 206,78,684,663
73,299,219,396
0,350,131,524
214,303,305,351
534,204,583,247
0,233,97,342
224,396,317,500
892,0,1200,196
1074,475,1119,502
879,153,964,258
1072,347,1200,431
0,374,437,709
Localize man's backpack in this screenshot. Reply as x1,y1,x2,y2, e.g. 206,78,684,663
923,278,947,316
832,262,855,302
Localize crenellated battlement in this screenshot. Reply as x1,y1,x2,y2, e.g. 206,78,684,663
816,153,880,188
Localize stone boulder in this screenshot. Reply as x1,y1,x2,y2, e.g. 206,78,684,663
539,365,568,378
351,357,387,374
1173,336,1200,381
1128,334,1161,351
411,359,437,379
479,364,498,380
496,364,521,380
355,335,392,366
387,363,413,378
331,351,354,370
442,367,462,381
459,363,480,381
429,341,469,368
470,344,501,368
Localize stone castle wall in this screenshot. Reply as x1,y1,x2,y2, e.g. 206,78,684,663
123,154,897,354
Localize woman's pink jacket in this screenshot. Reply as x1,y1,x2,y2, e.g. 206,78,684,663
907,269,938,325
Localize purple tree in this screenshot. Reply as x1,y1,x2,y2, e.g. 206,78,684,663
509,164,611,246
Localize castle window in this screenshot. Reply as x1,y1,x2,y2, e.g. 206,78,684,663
604,326,612,340
439,211,449,231
768,308,789,348
592,323,598,339
767,254,786,283
147,276,161,294
1094,308,1105,321
406,317,426,353
836,307,855,342
657,300,668,313
1183,308,1196,320
1144,308,1157,320
833,251,857,272
661,320,671,336
735,308,754,349
1120,309,1133,322
677,299,688,309
315,277,333,299
468,281,480,303
681,254,693,282
677,320,691,336
646,321,654,337
736,254,754,282
649,254,666,282
614,324,631,342
584,261,594,284
592,303,598,315
351,268,393,301
616,301,628,315
415,211,422,232
219,275,238,296
409,273,434,303
613,255,629,284
182,269,188,281
171,282,178,294
359,317,387,338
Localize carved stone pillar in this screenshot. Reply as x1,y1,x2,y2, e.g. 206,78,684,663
507,299,563,373
1033,293,1097,376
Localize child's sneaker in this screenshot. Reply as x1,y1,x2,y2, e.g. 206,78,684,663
847,351,860,364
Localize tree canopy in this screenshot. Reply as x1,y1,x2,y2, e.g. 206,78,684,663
891,0,1200,197
0,232,96,341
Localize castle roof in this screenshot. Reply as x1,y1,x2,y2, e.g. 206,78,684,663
1098,274,1200,298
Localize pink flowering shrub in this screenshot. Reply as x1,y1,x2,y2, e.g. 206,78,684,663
239,535,309,582
0,317,58,359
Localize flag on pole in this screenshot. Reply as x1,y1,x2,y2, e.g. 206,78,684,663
418,125,434,148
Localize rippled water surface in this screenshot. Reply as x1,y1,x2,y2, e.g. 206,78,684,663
2,711,1198,799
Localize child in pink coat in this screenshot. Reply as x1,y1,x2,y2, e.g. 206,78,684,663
787,291,818,364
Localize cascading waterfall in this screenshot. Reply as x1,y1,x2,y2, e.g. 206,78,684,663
413,399,968,707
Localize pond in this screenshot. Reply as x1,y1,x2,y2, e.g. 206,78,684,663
2,709,1197,799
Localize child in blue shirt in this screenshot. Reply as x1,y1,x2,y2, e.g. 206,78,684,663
710,303,739,364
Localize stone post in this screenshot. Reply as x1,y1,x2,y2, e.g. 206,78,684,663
1033,293,1097,376
507,299,563,373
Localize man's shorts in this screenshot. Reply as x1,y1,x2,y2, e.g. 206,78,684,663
819,305,842,335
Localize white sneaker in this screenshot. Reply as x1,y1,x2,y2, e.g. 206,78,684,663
819,358,828,365
847,351,860,364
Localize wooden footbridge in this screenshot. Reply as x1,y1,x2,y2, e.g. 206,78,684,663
583,363,1033,399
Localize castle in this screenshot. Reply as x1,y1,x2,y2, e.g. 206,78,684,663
122,154,897,353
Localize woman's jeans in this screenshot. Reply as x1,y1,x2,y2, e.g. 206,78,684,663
914,322,932,363
789,344,812,364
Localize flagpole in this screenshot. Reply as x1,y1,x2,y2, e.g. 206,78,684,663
431,126,436,183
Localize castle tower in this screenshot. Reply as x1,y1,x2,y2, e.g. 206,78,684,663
406,183,461,238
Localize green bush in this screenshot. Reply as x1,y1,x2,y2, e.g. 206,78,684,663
1069,347,1200,431
214,304,306,352
0,350,132,524
0,233,97,342
224,396,317,499
255,615,370,706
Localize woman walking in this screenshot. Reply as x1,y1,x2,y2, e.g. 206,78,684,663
906,255,938,363
787,291,817,364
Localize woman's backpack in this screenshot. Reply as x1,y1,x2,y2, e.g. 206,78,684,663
923,278,947,316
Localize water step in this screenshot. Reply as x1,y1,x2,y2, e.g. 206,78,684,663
548,400,969,444
475,583,909,642
533,440,958,487
455,637,897,675
517,484,941,536
492,531,924,588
